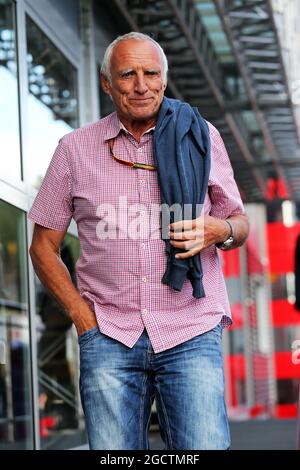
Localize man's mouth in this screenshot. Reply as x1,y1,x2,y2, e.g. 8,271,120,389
129,97,154,103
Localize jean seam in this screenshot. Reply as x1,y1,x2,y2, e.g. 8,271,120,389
145,401,153,449
155,381,173,449
139,373,149,449
139,335,152,450
78,327,99,347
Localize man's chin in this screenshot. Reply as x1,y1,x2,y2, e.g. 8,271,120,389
129,105,160,121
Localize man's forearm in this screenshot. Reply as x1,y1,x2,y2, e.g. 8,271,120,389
226,214,249,249
29,244,96,332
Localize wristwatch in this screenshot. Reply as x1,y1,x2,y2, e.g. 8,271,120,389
215,219,234,250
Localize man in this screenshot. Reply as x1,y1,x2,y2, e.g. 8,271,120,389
29,32,249,450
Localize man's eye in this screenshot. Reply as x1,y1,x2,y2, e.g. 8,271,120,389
121,71,134,78
146,71,158,76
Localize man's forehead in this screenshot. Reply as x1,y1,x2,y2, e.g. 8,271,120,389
111,39,162,65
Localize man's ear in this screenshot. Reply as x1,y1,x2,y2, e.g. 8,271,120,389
101,74,111,96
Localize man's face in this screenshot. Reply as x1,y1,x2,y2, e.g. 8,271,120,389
101,39,166,123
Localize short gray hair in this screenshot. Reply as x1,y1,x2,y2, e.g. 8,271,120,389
100,32,168,86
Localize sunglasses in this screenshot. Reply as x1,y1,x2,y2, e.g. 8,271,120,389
108,138,156,171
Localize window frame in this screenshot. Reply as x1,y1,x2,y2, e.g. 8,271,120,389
1,0,83,449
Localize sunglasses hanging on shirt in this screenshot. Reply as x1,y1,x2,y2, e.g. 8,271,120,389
108,138,156,171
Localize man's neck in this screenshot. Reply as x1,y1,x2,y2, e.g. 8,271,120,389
118,116,156,142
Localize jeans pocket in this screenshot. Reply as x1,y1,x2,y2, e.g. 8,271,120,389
213,321,222,333
78,326,99,347
206,321,223,344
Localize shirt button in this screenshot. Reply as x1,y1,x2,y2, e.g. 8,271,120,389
140,180,146,186
141,276,148,283
141,243,146,249
142,308,148,314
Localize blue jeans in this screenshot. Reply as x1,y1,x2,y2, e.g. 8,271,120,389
79,323,230,450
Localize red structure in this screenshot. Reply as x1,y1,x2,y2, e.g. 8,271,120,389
223,218,300,419
267,222,300,418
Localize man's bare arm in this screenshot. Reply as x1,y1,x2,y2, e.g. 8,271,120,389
220,213,249,249
169,213,250,259
29,224,97,335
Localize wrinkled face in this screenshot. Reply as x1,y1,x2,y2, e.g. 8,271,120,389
101,39,166,123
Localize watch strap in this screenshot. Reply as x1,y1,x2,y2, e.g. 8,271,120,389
224,219,233,239
216,219,234,250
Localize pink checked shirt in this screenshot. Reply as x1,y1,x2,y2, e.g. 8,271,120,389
28,111,245,353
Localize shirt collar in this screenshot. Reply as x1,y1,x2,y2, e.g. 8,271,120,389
104,111,155,141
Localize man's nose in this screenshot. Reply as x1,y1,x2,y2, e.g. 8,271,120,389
134,74,148,94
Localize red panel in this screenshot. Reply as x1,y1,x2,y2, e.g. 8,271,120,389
266,177,289,200
267,222,300,274
247,238,264,274
225,355,237,407
229,354,245,380
274,404,298,419
229,303,244,328
249,405,266,418
274,352,300,379
221,249,241,277
272,299,300,326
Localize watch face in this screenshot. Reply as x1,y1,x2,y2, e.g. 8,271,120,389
224,236,234,247
215,233,234,250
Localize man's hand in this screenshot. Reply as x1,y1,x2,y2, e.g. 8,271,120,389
30,223,98,337
73,306,98,337
169,213,249,259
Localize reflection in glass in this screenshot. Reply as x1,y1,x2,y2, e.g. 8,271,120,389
0,200,33,449
0,0,21,180
277,379,299,405
36,235,86,449
26,17,78,189
99,66,114,118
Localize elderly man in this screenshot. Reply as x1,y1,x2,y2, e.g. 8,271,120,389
29,32,249,450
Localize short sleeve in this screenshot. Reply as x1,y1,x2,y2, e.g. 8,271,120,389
28,139,73,231
207,123,245,219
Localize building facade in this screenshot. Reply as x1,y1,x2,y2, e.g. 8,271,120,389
0,0,120,450
0,0,299,450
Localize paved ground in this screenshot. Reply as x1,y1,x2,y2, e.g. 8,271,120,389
149,419,298,450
